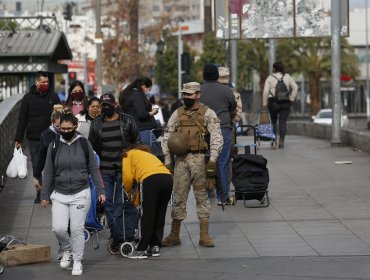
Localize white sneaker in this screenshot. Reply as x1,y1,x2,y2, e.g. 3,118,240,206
59,250,72,269
72,261,83,276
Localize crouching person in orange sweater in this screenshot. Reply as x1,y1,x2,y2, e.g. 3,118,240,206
122,144,173,259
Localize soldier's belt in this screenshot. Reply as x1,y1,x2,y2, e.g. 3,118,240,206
188,150,207,154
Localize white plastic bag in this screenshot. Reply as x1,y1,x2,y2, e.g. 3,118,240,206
6,148,27,179
16,148,28,178
6,148,18,178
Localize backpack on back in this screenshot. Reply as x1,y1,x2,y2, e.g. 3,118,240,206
271,74,290,103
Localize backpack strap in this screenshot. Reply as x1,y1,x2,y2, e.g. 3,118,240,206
51,137,90,169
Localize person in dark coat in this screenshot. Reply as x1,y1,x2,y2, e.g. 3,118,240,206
15,71,60,203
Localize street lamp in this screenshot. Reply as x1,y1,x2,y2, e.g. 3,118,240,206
156,39,165,94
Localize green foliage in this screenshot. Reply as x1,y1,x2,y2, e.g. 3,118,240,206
153,32,179,94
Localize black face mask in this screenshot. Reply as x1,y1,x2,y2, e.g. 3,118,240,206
183,98,196,108
102,106,115,116
60,130,76,141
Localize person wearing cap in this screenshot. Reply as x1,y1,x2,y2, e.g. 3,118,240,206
218,66,243,206
200,63,236,206
88,93,140,238
161,82,223,248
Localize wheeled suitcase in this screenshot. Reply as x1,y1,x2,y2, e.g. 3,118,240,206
233,125,270,208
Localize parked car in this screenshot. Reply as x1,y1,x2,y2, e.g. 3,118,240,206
312,109,349,127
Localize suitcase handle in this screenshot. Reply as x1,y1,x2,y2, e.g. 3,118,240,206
235,125,257,154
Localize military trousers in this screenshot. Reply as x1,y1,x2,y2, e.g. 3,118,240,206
171,153,211,220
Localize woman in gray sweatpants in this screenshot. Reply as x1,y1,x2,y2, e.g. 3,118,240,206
41,113,105,276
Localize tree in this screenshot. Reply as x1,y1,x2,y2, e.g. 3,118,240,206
277,37,360,115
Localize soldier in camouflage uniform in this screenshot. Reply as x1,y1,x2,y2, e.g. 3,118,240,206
161,82,223,247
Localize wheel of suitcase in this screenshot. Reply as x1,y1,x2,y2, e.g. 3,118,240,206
120,242,135,257
83,229,90,242
107,239,120,255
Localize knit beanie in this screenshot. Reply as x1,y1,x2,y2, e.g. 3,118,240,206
203,63,219,81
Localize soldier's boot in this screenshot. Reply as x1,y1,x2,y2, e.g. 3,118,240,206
161,219,181,247
199,218,215,247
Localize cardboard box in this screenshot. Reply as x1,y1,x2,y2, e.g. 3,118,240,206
0,244,51,267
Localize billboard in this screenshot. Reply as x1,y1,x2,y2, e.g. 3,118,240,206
215,0,349,39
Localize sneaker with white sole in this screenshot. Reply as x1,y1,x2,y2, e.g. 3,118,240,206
60,251,72,269
72,261,83,276
127,250,147,259
146,246,160,257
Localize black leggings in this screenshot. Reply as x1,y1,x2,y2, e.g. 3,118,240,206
137,174,173,251
267,98,291,139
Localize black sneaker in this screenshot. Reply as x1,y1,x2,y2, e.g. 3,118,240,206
127,250,147,259
34,191,41,204
146,246,160,257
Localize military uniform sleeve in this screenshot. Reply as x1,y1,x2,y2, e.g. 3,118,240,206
205,108,223,162
233,91,243,123
162,110,179,165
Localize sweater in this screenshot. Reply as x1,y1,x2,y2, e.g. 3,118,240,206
15,85,60,142
122,149,171,195
200,81,236,129
40,135,104,201
262,72,298,106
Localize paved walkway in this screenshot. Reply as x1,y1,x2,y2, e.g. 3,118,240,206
2,135,370,279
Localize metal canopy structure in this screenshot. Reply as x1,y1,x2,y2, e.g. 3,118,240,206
0,30,72,74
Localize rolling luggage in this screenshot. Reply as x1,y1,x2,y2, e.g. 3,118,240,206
256,109,276,149
233,125,270,208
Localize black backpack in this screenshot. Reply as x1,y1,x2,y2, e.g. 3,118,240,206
271,74,290,103
51,137,89,168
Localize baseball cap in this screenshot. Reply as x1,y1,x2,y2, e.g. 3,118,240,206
100,93,115,105
181,82,201,94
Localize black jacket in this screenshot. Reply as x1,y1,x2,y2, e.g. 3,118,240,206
88,111,141,157
15,85,60,142
33,127,59,179
122,89,157,131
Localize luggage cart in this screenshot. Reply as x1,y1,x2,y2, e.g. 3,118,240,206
232,125,270,208
256,109,276,149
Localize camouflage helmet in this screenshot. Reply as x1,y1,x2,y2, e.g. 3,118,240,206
167,132,188,155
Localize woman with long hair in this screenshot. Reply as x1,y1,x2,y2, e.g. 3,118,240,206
65,80,88,116
119,77,163,158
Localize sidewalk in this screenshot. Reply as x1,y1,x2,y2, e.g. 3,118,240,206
2,135,370,279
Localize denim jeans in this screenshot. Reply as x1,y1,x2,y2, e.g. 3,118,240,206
139,129,163,157
217,128,232,200
100,172,122,230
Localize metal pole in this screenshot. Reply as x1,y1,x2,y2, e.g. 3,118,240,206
269,39,276,74
64,19,69,100
231,40,237,88
331,0,341,144
178,25,183,100
366,0,370,129
84,22,88,95
95,0,103,96
301,74,305,116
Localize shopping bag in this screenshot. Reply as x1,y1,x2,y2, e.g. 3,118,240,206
16,148,28,178
6,148,18,178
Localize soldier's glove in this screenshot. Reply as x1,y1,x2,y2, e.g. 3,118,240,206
206,161,217,177
166,164,174,175
206,177,216,190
